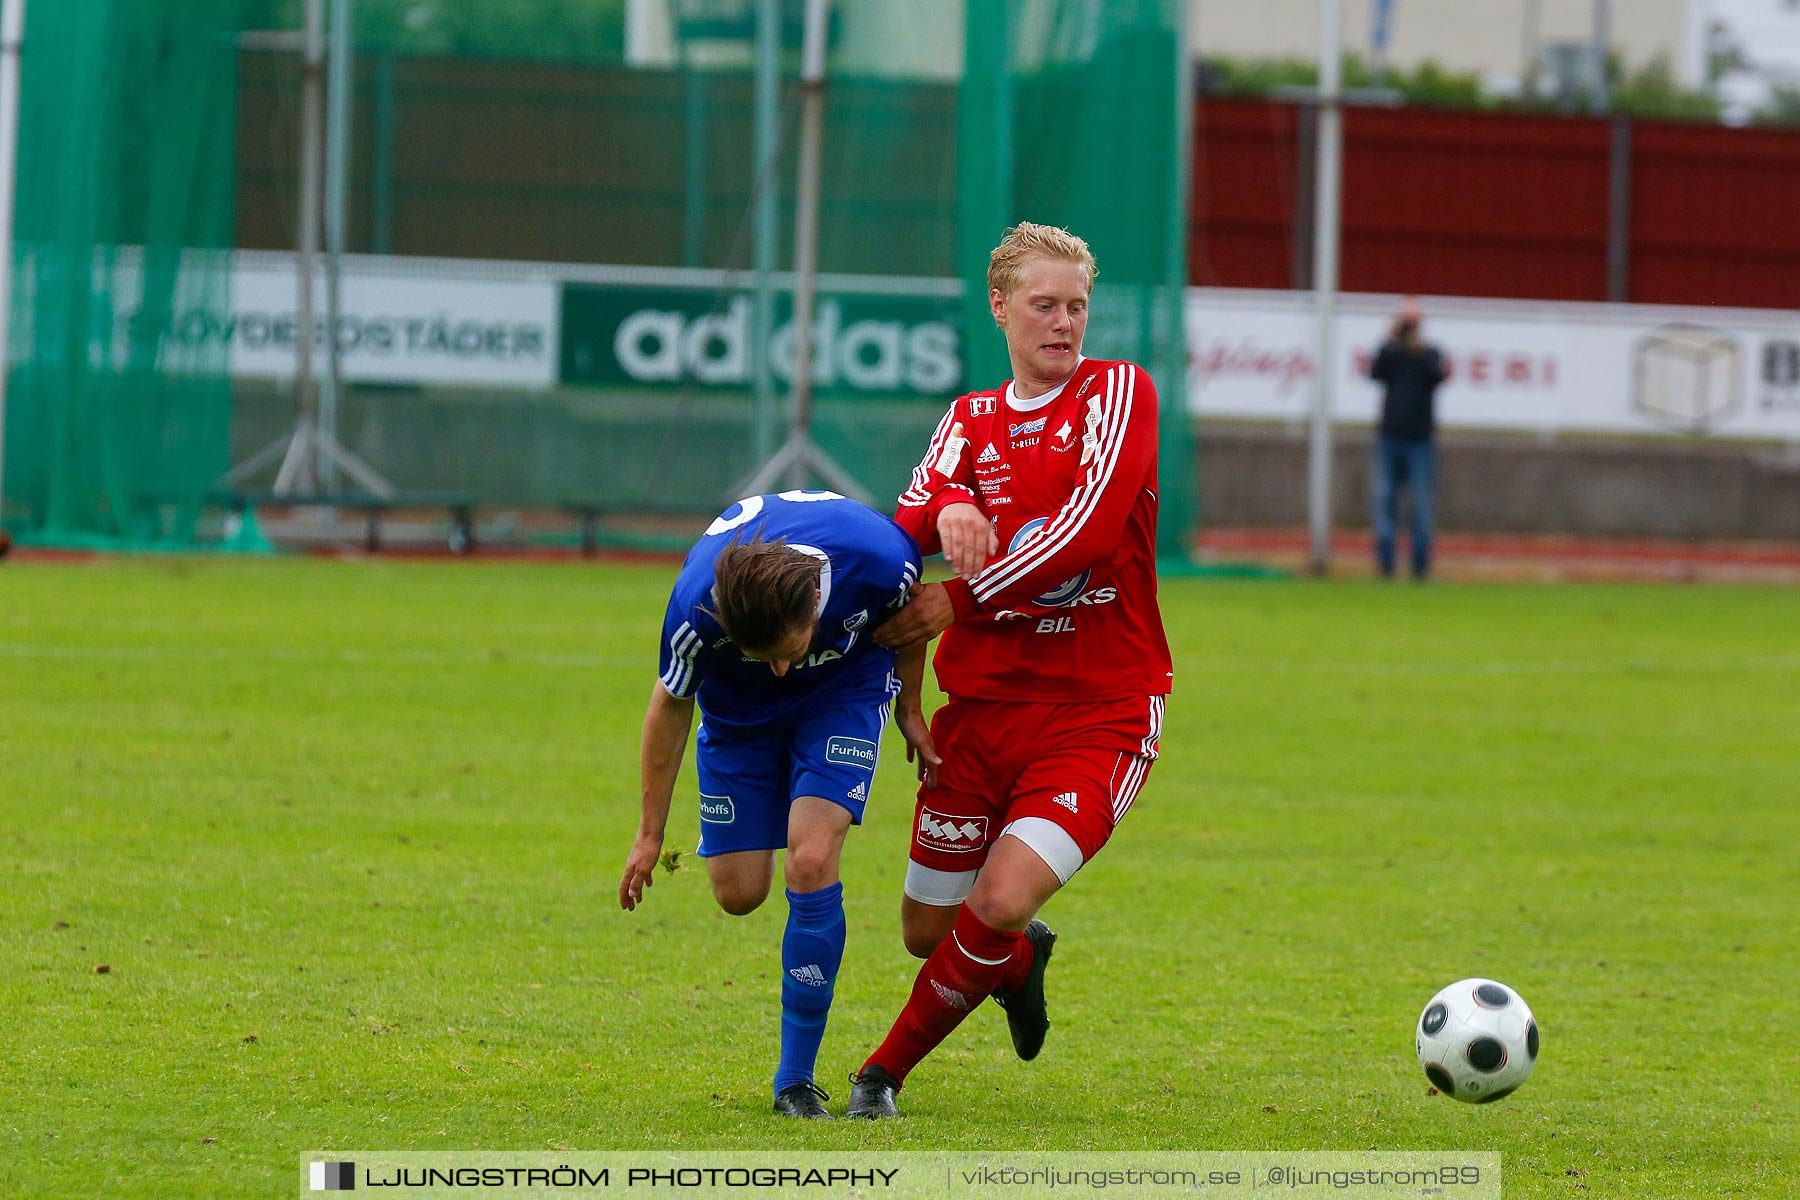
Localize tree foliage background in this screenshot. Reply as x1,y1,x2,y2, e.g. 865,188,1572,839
1197,51,1742,124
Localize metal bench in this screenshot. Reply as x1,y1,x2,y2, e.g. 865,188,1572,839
218,490,477,554
559,499,701,557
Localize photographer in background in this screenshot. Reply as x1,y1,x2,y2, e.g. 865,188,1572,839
1368,298,1447,580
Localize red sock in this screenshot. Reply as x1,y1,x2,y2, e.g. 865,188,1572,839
863,908,1024,1086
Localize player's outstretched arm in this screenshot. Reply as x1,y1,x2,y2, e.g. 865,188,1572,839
896,409,980,556
937,501,998,579
620,682,696,911
873,581,955,649
892,638,941,789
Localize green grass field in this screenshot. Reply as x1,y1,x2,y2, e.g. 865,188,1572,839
3,558,1795,1198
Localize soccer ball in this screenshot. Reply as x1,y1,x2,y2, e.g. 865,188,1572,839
1415,978,1539,1103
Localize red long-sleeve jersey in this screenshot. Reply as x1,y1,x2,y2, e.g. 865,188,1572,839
896,356,1174,703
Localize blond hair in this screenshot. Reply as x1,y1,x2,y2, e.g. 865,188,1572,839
986,222,1097,301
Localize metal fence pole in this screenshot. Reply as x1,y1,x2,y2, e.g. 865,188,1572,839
1607,116,1631,303
0,0,24,524
274,0,325,493
784,0,827,490
372,52,394,255
320,0,353,492
1307,0,1344,576
751,0,779,468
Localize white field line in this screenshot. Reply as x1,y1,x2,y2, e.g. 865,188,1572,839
0,641,620,671
1233,654,1800,677
0,641,1795,678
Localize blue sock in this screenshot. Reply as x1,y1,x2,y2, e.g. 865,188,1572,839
774,881,846,1096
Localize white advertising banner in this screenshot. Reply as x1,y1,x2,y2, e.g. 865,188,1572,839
117,251,1800,438
161,253,560,388
1185,287,1800,441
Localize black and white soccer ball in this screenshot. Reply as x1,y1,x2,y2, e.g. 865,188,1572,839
1416,978,1539,1103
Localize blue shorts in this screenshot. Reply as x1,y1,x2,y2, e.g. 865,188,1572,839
693,678,897,858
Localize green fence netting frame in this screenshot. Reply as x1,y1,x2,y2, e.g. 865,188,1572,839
3,0,243,548
960,0,1195,566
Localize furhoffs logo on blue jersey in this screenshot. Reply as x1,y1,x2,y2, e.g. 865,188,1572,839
825,736,878,771
1008,517,1091,606
699,793,736,824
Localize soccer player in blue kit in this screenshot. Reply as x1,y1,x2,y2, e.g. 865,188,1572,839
618,490,938,1119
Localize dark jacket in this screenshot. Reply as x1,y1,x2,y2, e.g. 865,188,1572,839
1370,339,1446,441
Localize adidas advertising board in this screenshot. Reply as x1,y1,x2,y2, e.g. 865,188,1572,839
563,285,961,395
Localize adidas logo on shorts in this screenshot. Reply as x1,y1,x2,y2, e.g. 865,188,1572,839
976,442,1000,464
1051,791,1079,814
847,780,867,802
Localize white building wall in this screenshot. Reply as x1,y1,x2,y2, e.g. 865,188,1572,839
1191,0,1689,91
624,0,966,79
1689,0,1800,117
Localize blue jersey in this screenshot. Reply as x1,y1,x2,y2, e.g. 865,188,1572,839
657,492,923,731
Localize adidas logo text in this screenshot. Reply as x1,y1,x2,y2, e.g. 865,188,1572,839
789,964,829,987
1051,791,1079,814
848,781,867,802
976,443,1000,464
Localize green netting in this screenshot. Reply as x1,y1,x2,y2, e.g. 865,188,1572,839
960,0,1194,563
0,3,1193,556
2,0,243,547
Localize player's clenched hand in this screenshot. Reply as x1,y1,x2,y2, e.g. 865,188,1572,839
619,833,662,911
937,502,996,579
874,581,955,648
896,702,941,789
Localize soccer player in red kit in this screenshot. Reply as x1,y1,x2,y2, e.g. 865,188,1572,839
846,223,1172,1118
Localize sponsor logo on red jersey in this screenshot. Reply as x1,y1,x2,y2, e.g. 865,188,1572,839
1008,516,1090,606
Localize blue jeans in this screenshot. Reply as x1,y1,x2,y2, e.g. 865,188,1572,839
1372,435,1436,578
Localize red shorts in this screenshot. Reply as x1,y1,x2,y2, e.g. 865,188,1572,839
908,695,1164,878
